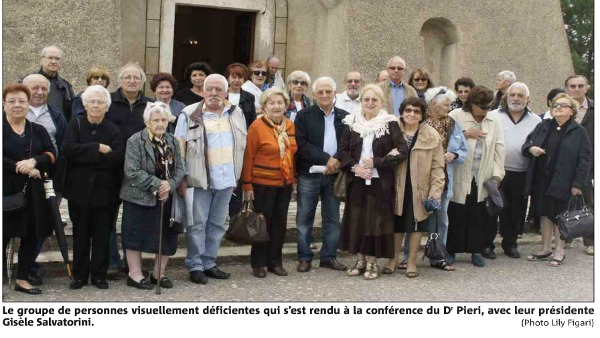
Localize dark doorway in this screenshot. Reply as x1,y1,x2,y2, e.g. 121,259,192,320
172,5,255,87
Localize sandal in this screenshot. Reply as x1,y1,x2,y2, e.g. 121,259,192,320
430,261,455,271
382,267,396,274
347,261,367,276
363,263,380,280
549,255,565,267
526,251,553,261
397,260,408,270
405,271,419,278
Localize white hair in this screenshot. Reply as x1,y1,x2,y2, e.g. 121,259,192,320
424,86,457,106
507,82,530,97
40,45,63,58
312,76,336,92
23,74,50,88
118,62,146,84
203,74,229,92
143,101,171,125
81,85,112,106
498,70,516,84
286,70,311,86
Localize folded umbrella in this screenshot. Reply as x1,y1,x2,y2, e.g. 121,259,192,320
6,238,16,286
483,178,504,208
43,179,72,278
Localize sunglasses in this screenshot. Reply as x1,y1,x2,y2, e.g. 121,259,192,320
291,80,308,86
568,84,585,89
91,75,108,81
252,70,268,77
553,102,573,109
476,104,492,111
413,77,428,82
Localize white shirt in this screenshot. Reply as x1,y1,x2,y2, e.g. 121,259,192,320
335,91,361,115
228,92,240,106
357,133,379,178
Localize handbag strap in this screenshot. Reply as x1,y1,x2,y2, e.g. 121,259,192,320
566,194,586,211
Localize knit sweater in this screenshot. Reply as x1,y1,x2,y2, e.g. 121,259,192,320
491,108,541,172
241,116,297,190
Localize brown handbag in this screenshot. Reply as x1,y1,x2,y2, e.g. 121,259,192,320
225,201,270,245
333,171,348,202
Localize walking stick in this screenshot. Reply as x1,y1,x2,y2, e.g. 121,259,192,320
156,200,165,295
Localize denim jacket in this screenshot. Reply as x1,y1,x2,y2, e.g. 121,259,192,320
445,119,467,199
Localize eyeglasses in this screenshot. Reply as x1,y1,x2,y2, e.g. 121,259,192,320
291,80,309,86
413,77,428,82
387,66,405,71
553,102,573,109
476,104,492,111
568,84,586,89
42,56,62,62
91,75,108,81
252,70,268,77
346,79,362,84
4,99,28,105
403,108,422,115
123,75,141,82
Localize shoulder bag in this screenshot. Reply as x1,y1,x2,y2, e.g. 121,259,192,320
4,123,33,214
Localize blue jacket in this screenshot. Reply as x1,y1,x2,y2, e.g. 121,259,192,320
445,119,467,199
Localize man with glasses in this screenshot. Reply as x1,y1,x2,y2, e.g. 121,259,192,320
335,71,363,115
266,55,286,90
565,75,594,256
491,70,516,110
36,45,75,121
378,56,417,116
489,82,541,259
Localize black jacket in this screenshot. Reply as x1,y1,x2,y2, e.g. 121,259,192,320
37,67,75,121
581,97,594,175
237,89,256,128
522,118,591,201
105,88,153,145
62,117,124,208
294,104,349,175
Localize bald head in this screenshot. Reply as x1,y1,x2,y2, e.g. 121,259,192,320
386,56,406,85
39,45,64,76
23,74,50,107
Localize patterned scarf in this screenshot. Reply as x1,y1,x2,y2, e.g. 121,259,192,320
149,131,175,180
427,116,450,152
262,114,293,179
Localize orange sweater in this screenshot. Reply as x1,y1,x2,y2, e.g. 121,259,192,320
241,116,297,190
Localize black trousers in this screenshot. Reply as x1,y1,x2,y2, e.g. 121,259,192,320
250,184,292,268
447,179,496,254
498,171,527,251
582,178,594,247
3,234,37,281
69,204,112,281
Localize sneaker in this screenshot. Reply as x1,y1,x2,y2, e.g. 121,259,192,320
586,246,594,255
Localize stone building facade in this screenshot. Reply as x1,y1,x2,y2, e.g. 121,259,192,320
2,0,573,113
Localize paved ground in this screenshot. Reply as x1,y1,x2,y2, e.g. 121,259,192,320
2,241,593,303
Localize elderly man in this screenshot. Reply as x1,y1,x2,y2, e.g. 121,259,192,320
22,74,68,286
104,63,153,278
266,55,285,90
565,74,594,255
335,71,363,115
489,82,541,259
294,77,348,272
376,70,388,83
491,70,516,110
36,45,75,121
175,74,247,284
378,56,417,116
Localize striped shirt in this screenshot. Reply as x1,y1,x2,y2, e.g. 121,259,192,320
204,110,236,190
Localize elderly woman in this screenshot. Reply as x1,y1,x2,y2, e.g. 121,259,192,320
120,102,184,289
423,87,467,271
387,97,444,278
174,62,213,105
3,83,56,295
446,86,505,267
285,70,312,122
408,68,435,100
241,60,269,111
72,66,111,119
338,84,407,280
242,88,298,278
62,85,124,289
524,93,591,266
150,73,184,133
450,77,476,111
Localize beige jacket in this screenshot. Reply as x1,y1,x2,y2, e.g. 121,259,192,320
448,108,506,203
378,80,418,115
394,123,445,222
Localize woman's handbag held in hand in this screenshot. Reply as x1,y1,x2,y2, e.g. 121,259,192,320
225,201,270,245
556,195,594,241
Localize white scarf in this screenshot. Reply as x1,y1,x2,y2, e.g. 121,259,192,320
343,109,398,138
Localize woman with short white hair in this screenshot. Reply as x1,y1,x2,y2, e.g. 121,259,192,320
119,102,184,290
285,70,312,122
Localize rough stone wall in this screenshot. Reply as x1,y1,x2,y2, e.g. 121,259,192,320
2,0,122,94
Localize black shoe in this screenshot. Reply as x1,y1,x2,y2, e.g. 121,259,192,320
126,276,153,290
482,247,496,259
150,275,173,288
27,271,43,286
92,279,109,289
504,248,521,259
15,284,42,295
69,279,87,290
189,271,208,284
204,266,231,279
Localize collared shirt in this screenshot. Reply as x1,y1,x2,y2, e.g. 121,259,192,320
27,103,58,152
321,106,337,157
389,81,405,117
335,91,361,115
575,98,589,124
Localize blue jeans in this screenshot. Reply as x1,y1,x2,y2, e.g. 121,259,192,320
296,174,340,262
185,187,233,272
428,192,450,263
108,228,121,268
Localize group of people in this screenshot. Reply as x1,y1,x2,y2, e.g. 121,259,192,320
2,45,593,296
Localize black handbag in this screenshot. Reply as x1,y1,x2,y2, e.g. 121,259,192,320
225,201,270,245
3,183,27,213
556,195,594,241
484,179,508,217
422,210,448,261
